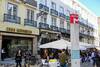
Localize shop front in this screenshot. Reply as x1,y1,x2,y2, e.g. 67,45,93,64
2,36,33,58
0,27,39,60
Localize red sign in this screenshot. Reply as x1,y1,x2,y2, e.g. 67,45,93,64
70,14,79,24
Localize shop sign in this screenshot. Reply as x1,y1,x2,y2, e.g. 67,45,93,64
6,27,32,34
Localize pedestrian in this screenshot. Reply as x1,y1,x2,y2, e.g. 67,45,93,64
95,52,100,67
91,51,96,66
1,48,5,61
24,50,32,67
59,49,68,67
15,49,22,67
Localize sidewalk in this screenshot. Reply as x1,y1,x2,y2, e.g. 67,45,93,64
81,62,93,67
0,59,93,67
0,58,40,67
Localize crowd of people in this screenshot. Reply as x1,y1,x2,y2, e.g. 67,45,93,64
80,49,100,67
40,48,70,67
1,48,100,67
15,48,70,67
15,49,33,67
40,48,100,67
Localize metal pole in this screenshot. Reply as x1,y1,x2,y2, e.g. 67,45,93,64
70,15,80,67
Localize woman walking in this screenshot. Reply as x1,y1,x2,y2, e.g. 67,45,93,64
15,49,22,67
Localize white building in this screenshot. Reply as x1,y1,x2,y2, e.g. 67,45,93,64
0,0,98,60
37,0,99,47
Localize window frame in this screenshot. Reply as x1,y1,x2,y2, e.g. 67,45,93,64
51,16,57,26
7,3,18,16
51,2,56,10
27,9,34,20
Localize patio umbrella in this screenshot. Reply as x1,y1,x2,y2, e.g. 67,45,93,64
39,39,70,49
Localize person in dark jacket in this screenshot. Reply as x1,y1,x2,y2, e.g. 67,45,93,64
95,52,100,67
24,50,32,67
15,49,22,67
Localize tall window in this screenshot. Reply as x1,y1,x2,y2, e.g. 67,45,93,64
60,6,64,13
51,16,56,26
44,0,47,5
67,22,70,30
80,25,84,33
7,3,17,16
40,15,47,23
66,10,70,16
40,0,47,5
27,9,34,20
51,2,56,10
60,19,64,28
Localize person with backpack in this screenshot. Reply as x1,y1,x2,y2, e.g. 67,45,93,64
59,49,68,67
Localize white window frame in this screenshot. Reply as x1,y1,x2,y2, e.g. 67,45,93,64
7,3,17,16
51,2,56,10
40,15,47,23
60,19,64,28
27,9,34,20
60,6,64,13
51,16,57,26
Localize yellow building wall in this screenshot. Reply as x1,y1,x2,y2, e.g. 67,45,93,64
0,0,39,35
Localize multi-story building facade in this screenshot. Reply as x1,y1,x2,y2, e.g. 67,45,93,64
37,0,99,47
98,17,100,46
37,0,71,45
61,0,99,46
0,0,39,60
70,0,99,47
0,0,98,60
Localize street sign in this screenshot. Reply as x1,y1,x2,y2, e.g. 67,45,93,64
70,14,80,67
70,14,79,24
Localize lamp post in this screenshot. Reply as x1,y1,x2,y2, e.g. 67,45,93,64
70,14,80,67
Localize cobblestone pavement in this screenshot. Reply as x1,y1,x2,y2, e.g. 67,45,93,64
0,63,93,67
0,59,93,67
81,62,93,67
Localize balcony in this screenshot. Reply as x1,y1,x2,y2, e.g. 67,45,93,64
59,13,66,18
79,31,94,38
79,32,85,37
50,25,58,31
4,14,20,24
39,22,49,30
24,19,37,27
39,3,49,13
88,23,94,29
50,9,58,17
79,18,88,27
24,0,37,7
59,28,66,33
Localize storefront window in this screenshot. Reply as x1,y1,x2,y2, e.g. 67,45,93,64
2,36,33,58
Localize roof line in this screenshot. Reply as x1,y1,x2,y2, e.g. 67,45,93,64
75,0,97,17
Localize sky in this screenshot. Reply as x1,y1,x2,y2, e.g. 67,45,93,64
78,0,100,17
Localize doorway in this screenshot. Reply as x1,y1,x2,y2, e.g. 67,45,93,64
2,39,12,58
1,36,33,59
